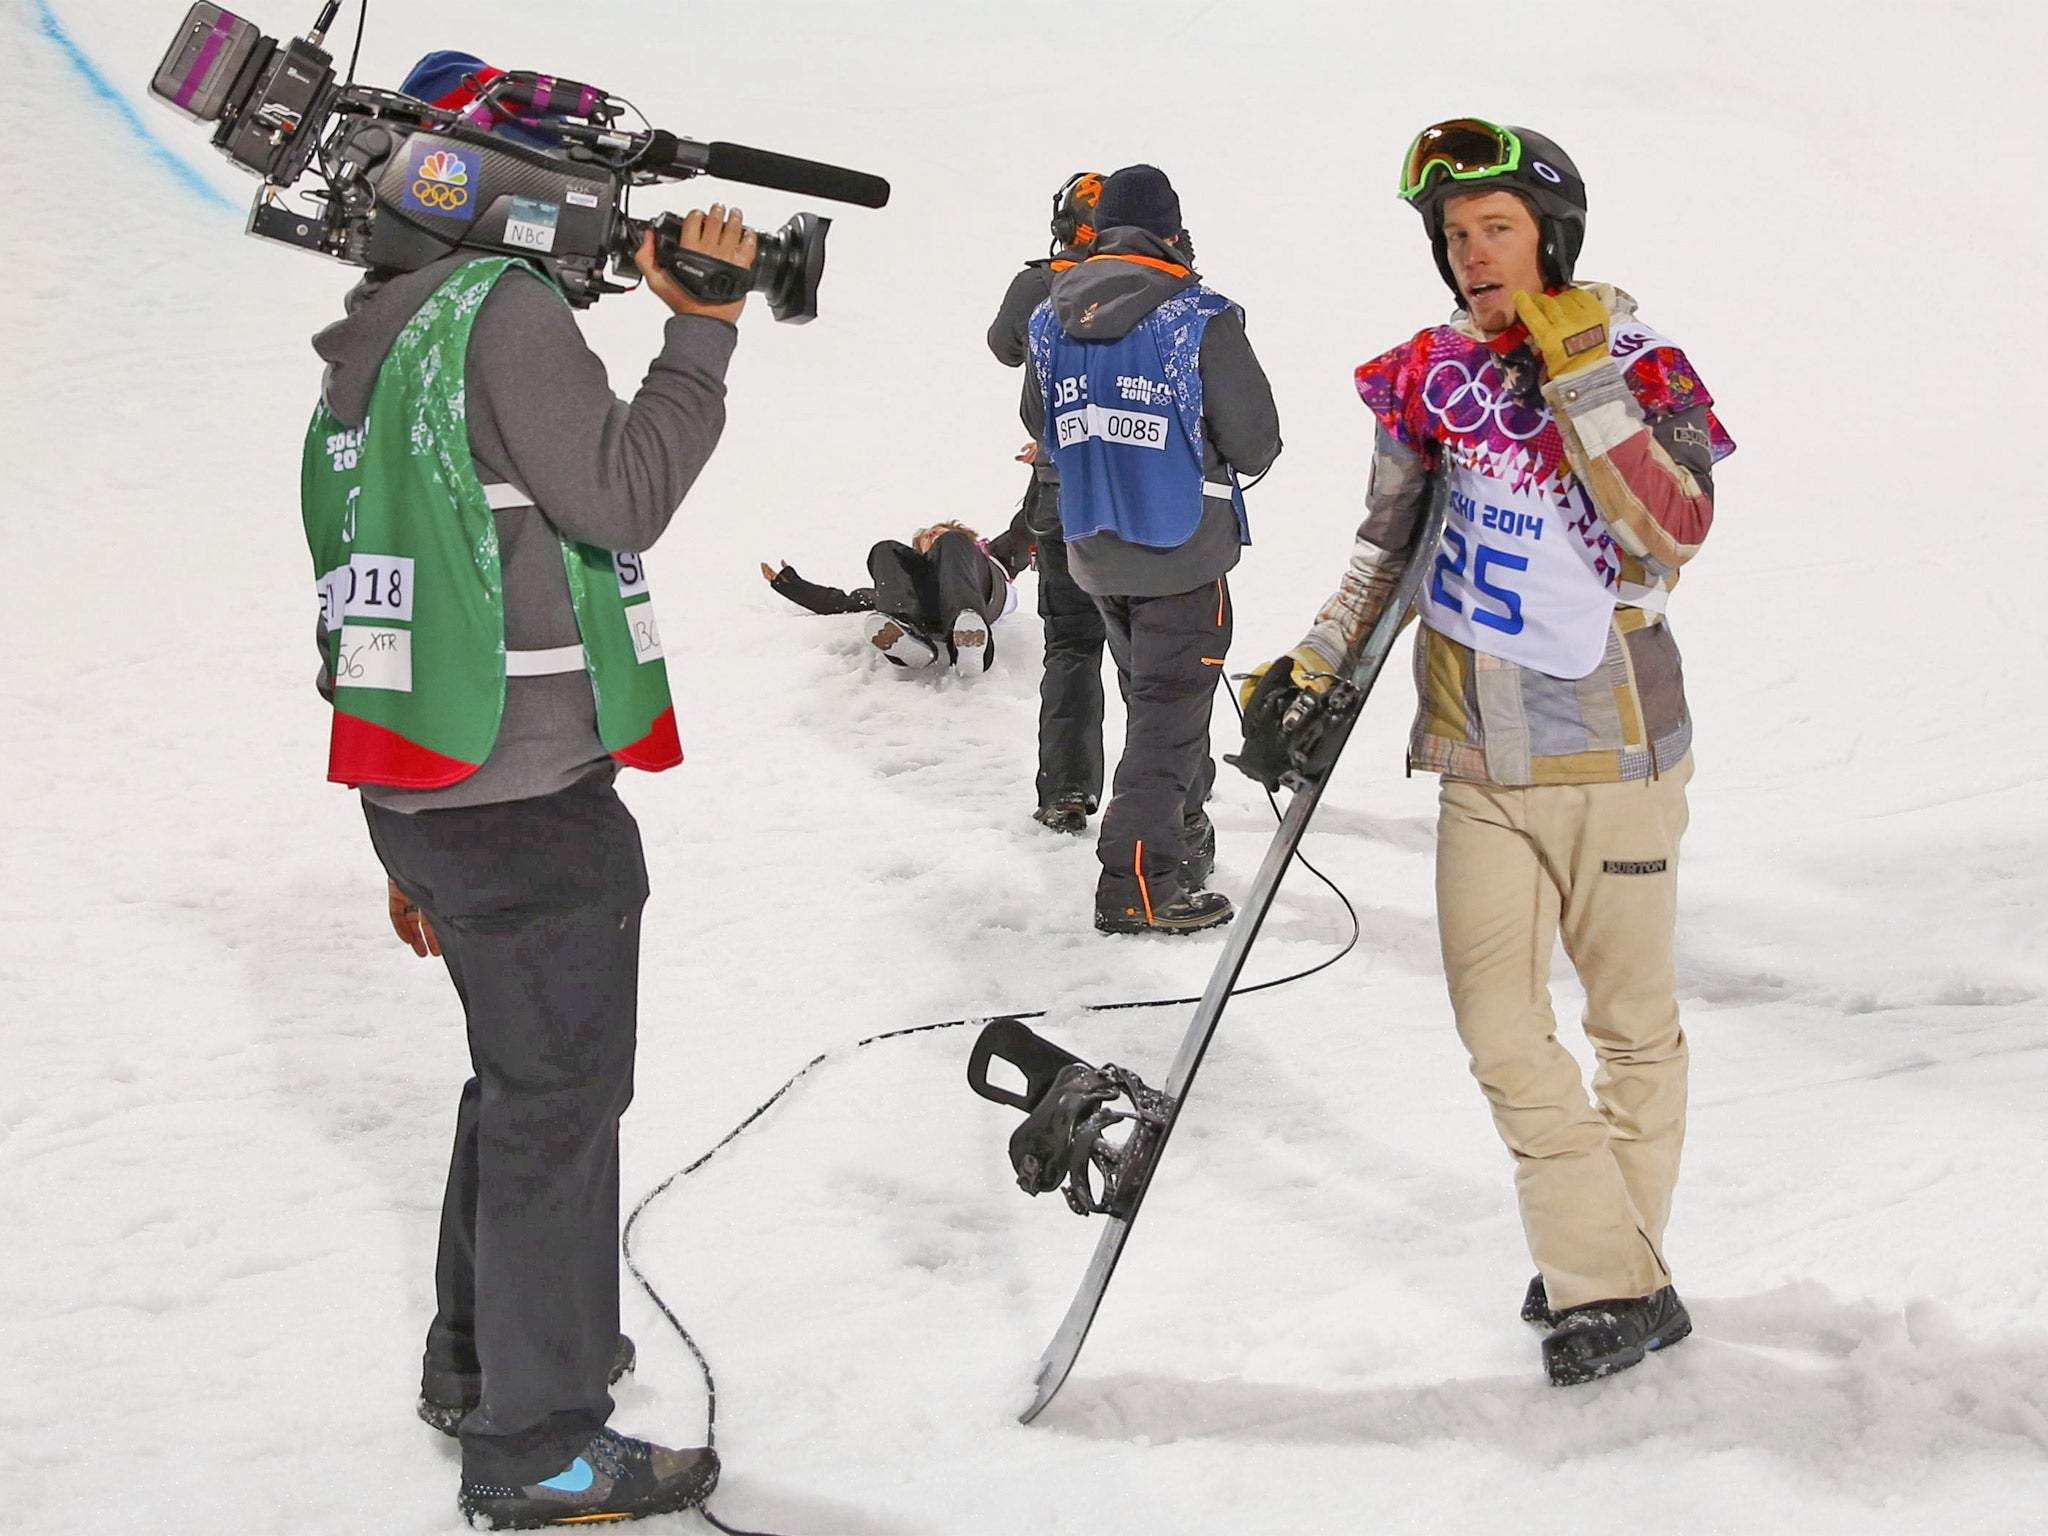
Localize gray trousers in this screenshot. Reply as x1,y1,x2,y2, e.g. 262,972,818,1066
363,772,647,1483
1093,578,1232,912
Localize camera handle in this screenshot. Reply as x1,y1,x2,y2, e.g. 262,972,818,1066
649,213,754,305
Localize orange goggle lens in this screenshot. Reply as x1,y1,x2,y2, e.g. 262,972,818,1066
1399,118,1523,200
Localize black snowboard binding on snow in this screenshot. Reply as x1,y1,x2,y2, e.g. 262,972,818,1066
967,1019,1173,1219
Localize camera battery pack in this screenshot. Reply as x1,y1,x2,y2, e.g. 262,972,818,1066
151,3,264,122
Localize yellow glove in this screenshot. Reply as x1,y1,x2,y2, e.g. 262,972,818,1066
1236,645,1335,711
1513,287,1610,378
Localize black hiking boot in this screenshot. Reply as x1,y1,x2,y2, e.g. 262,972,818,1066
1095,888,1234,936
1521,1274,1560,1330
1542,1285,1692,1386
458,1428,718,1530
421,1335,637,1438
1180,811,1217,891
1033,793,1093,835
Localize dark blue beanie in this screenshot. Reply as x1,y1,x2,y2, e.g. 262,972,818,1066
1095,165,1182,239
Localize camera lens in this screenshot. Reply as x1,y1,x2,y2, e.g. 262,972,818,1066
619,209,832,322
755,212,830,325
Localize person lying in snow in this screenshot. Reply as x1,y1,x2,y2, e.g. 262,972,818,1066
761,520,1029,673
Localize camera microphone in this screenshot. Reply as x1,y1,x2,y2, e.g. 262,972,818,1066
645,131,890,209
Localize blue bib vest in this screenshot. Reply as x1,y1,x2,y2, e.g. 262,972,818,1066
1029,281,1250,549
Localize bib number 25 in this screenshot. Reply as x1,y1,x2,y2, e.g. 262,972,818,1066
1431,527,1528,635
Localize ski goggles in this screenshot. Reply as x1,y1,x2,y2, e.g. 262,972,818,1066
1397,118,1525,201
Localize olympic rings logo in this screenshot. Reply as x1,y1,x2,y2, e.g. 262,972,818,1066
410,179,470,212
1422,358,1550,443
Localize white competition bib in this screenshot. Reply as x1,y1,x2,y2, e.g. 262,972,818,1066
1419,459,1617,679
1381,309,1693,680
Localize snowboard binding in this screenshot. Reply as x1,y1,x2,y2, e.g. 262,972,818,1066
1227,672,1366,794
967,1019,1172,1218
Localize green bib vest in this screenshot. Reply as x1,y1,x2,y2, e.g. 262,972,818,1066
301,257,680,789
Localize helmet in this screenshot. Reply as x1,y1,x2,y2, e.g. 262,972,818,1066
1398,120,1586,303
401,50,564,151
1050,171,1104,253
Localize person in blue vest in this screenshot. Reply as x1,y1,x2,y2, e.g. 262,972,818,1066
1025,164,1282,934
311,49,743,1528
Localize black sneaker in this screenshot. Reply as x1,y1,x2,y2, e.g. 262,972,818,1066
1095,889,1235,935
1033,794,1093,835
459,1429,717,1530
1542,1285,1691,1386
420,1335,637,1438
1521,1274,1559,1330
1180,811,1216,891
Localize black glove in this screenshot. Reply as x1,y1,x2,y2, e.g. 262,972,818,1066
1226,659,1303,792
766,563,873,616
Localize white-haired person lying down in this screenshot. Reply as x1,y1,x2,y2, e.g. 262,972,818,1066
761,520,1029,673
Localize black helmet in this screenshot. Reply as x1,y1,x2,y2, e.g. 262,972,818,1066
1398,120,1586,303
1050,171,1104,253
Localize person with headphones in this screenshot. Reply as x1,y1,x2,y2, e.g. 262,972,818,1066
1026,164,1281,934
987,172,1112,831
1238,119,1733,1385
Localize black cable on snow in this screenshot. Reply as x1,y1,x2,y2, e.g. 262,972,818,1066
624,686,1360,1535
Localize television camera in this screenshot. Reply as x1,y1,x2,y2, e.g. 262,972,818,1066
149,2,891,318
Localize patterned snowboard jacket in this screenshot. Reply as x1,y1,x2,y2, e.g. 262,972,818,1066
1299,285,1734,786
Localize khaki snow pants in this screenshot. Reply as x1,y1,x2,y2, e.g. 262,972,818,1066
1435,755,1693,1312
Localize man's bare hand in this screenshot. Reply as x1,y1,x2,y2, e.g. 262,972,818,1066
1015,441,1040,465
760,560,788,583
388,879,441,958
636,204,760,322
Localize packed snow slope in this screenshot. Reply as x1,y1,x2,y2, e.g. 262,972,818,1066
5,1,2047,1532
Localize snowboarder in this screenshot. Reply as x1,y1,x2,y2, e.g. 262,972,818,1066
304,48,739,1527
761,519,1025,673
1025,164,1282,934
1237,118,1733,1385
988,172,1111,833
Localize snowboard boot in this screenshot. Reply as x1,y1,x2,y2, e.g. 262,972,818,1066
1180,810,1217,891
1541,1285,1692,1386
421,1335,637,1438
1033,793,1093,835
1095,887,1234,936
459,1428,718,1530
950,609,991,674
865,613,939,669
1521,1274,1560,1330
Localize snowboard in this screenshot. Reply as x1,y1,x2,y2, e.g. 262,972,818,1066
982,472,1451,1424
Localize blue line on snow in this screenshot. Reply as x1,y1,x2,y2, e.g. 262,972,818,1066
32,0,237,211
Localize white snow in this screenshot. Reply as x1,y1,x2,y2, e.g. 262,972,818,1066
5,1,2048,1532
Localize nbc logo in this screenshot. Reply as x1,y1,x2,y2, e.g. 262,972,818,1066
419,151,468,186
411,150,472,212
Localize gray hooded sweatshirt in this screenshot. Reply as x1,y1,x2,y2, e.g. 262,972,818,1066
311,255,737,811
1019,228,1282,597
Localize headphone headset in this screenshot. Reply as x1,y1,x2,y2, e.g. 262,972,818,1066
1050,171,1104,254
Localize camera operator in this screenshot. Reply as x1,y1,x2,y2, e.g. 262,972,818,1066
305,49,753,1529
